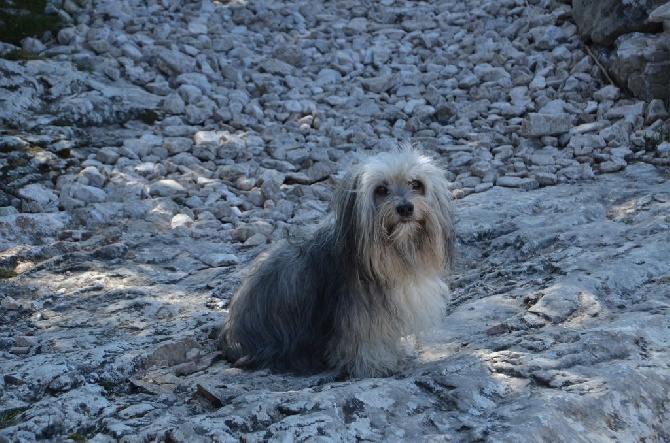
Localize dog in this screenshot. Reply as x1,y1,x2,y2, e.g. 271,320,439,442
219,144,455,377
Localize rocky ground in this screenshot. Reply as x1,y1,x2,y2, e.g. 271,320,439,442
1,0,669,441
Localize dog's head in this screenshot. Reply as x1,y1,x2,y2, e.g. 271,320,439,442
334,143,455,280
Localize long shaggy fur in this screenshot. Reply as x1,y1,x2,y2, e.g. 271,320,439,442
219,144,455,377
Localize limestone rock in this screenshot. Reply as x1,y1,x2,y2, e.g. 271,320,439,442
0,212,70,250
17,184,59,213
521,113,575,137
649,2,670,22
608,32,670,102
1,0,668,441
149,179,187,197
572,0,665,44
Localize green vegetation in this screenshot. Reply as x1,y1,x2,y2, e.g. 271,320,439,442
97,380,121,392
0,407,27,430
0,0,62,46
0,267,17,278
3,48,41,60
136,109,160,125
644,128,670,150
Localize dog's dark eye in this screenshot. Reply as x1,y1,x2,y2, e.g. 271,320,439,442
410,180,425,193
374,185,390,197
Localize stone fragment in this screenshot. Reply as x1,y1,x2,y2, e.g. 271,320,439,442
315,68,342,85
18,184,59,213
474,182,494,193
259,171,284,203
96,147,120,164
46,372,84,394
177,84,202,104
610,147,633,159
534,172,558,186
72,202,124,226
657,141,670,156
532,25,568,50
469,161,498,182
93,243,128,260
57,27,77,45
121,43,143,62
570,121,612,135
68,184,107,203
521,113,574,137
1,296,21,310
538,99,566,115
149,180,187,197
243,232,267,246
598,156,627,173
15,336,38,347
259,58,294,76
493,145,514,161
163,137,193,156
0,207,19,216
22,37,46,53
176,73,213,95
232,221,274,242
460,176,481,188
529,154,555,166
605,103,645,123
645,99,669,125
123,135,164,159
344,17,368,34
171,214,194,229
528,283,581,323
496,176,539,190
360,75,398,94
201,253,240,267
272,45,306,67
145,338,202,368
79,166,106,188
118,403,155,420
157,49,197,75
474,64,510,82
162,93,186,114
593,85,620,102
649,2,670,21
569,133,606,156
559,164,595,180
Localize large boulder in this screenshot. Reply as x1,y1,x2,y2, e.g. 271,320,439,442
0,59,161,128
607,32,670,101
572,0,670,101
572,0,666,44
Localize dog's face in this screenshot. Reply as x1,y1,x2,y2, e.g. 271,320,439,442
334,145,455,277
371,175,428,241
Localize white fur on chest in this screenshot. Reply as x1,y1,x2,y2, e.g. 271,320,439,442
392,276,449,335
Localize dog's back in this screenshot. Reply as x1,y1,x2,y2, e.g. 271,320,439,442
220,224,342,374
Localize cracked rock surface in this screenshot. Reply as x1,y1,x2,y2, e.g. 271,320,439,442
1,0,669,441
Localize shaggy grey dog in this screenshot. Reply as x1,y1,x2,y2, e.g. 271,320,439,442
219,145,455,377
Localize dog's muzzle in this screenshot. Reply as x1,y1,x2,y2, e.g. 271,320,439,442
395,201,414,219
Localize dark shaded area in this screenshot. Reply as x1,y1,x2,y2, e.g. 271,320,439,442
0,0,61,46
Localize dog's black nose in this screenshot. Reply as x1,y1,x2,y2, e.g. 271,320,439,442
396,201,414,217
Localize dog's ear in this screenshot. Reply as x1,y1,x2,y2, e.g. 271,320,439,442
333,168,361,245
442,214,456,271
428,170,456,271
